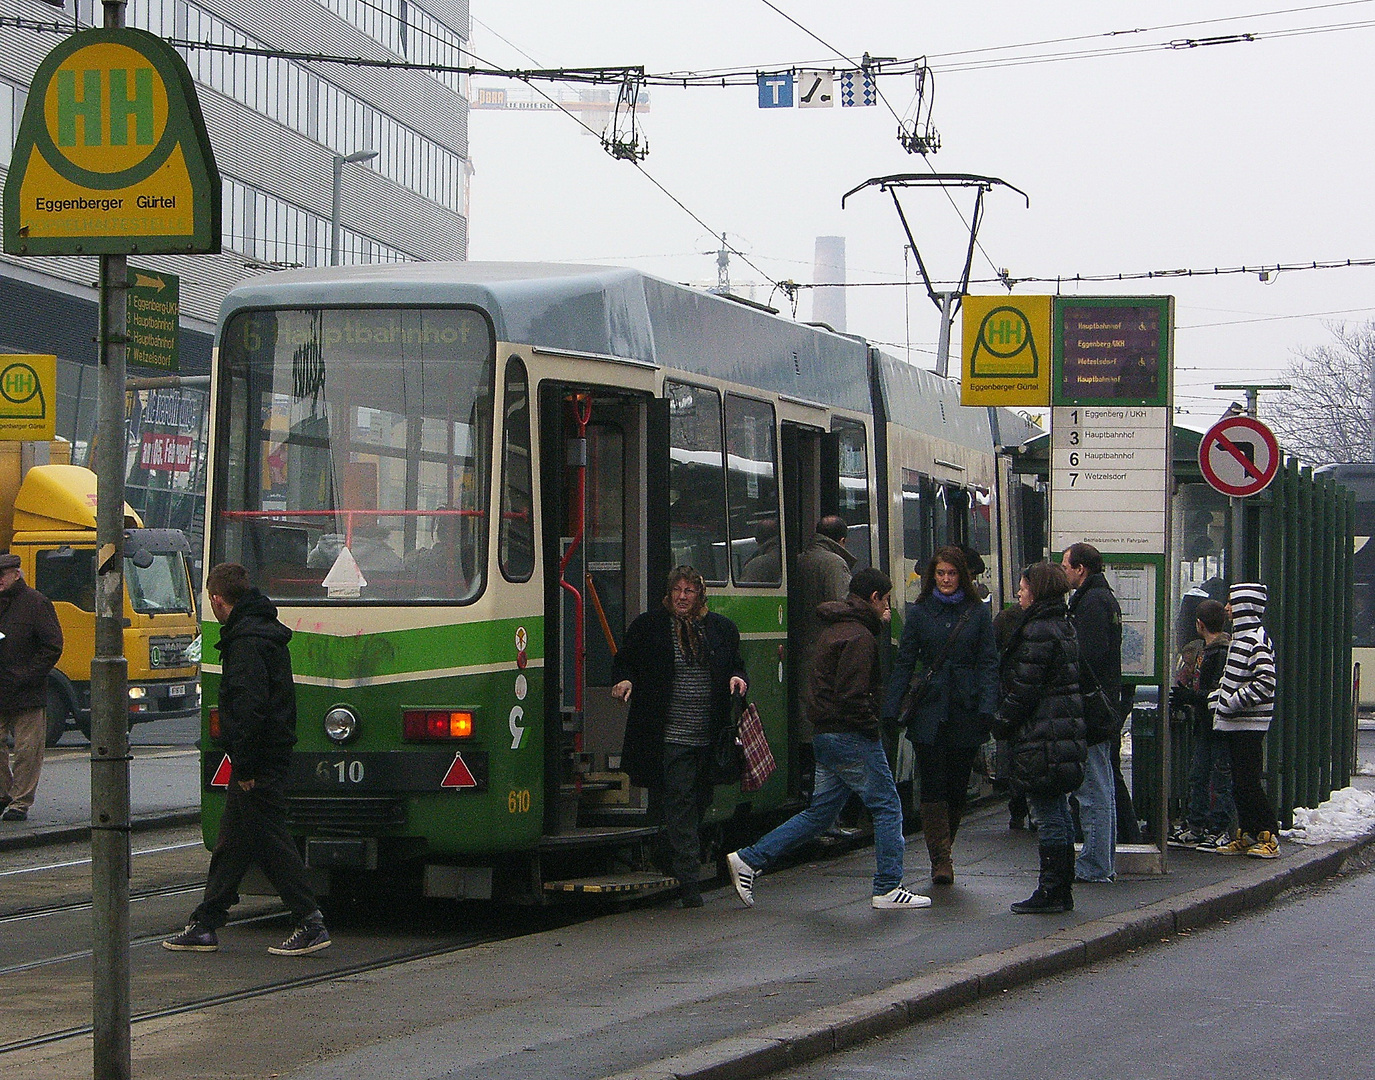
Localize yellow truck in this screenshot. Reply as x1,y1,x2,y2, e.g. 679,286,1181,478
1,443,200,745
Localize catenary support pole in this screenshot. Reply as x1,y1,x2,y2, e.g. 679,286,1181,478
92,9,131,1080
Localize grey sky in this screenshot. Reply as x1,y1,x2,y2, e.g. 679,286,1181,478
466,1,1375,426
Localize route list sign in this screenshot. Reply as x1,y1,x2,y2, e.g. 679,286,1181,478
1050,296,1174,683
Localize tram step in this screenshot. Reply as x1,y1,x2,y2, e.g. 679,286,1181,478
543,871,678,897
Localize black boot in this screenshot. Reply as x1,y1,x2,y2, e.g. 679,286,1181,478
1055,843,1075,912
1011,842,1069,914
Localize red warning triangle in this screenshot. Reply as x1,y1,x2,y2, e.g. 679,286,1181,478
210,755,233,787
440,752,477,789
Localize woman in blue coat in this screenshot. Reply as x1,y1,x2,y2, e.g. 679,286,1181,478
884,546,999,885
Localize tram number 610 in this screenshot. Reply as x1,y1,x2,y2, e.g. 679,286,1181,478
333,759,365,784
507,789,531,814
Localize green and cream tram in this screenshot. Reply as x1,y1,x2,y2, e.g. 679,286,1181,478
201,262,1040,902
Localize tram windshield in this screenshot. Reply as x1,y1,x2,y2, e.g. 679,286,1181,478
213,307,495,603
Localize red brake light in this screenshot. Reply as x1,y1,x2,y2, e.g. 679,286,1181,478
403,709,474,740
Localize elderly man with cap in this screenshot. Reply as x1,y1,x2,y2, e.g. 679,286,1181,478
0,552,64,821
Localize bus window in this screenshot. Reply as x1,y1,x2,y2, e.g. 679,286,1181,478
214,307,494,603
498,357,534,582
726,394,780,585
832,417,871,569
666,381,728,584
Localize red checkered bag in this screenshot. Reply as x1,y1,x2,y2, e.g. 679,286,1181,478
737,701,776,792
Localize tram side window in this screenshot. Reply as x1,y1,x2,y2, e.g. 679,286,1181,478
666,381,729,584
832,418,871,570
726,394,780,585
498,357,535,582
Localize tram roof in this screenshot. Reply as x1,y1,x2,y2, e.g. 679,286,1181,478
219,261,875,414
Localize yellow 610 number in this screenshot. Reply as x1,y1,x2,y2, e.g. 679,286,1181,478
507,788,531,814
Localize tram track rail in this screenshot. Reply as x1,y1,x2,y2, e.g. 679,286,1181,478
0,925,509,1058
0,880,206,928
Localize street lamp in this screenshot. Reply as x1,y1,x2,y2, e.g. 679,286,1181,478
330,149,379,266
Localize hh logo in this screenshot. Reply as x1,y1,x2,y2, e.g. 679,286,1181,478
56,66,156,148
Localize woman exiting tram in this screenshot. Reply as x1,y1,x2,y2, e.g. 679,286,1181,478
884,547,999,885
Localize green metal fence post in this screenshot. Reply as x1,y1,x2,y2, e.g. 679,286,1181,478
1279,458,1301,823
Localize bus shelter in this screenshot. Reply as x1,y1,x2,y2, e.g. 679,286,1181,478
1011,425,1355,832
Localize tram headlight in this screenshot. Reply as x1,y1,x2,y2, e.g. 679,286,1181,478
324,706,361,744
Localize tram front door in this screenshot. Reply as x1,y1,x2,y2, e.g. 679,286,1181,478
539,384,654,835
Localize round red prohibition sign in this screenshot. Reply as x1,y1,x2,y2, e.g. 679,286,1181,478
1199,415,1280,497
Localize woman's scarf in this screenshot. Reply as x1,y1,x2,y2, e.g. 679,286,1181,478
662,592,708,663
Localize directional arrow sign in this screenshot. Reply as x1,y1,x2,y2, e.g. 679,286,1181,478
1199,415,1280,497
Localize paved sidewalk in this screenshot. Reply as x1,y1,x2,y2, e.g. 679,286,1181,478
14,797,1360,1080
0,746,200,851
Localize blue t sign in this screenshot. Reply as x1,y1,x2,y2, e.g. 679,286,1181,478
757,74,794,108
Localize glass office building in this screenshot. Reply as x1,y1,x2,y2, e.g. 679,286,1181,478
0,0,470,571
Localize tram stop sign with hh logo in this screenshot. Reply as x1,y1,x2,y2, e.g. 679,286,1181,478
3,27,220,256
1199,415,1281,498
0,355,57,441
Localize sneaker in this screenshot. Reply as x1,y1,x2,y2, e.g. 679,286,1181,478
267,919,331,956
162,922,219,952
1167,825,1205,849
1212,831,1258,856
1195,831,1228,852
872,885,932,909
1245,831,1280,859
726,851,756,908
1,806,27,822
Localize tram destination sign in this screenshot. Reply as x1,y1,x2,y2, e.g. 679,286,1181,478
3,28,220,256
1053,297,1171,408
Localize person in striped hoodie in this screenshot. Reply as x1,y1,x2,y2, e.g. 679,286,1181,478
1209,583,1281,858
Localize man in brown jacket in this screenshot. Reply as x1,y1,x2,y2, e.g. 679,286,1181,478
727,568,930,909
0,552,64,821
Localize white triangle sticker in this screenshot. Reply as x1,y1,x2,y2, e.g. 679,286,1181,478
321,546,368,598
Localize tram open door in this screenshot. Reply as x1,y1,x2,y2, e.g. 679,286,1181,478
781,423,837,799
536,382,675,899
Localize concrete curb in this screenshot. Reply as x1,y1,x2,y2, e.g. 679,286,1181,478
600,831,1375,1080
0,809,201,853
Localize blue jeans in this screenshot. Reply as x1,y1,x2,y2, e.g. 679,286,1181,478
1074,741,1117,881
1028,792,1074,846
739,731,905,895
1185,728,1235,834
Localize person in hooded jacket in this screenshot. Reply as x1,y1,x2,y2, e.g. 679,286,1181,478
883,546,998,885
993,561,1086,914
727,569,930,910
164,563,331,956
1209,583,1281,858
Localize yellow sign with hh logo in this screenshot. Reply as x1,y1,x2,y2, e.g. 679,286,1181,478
3,28,219,256
0,355,57,440
960,295,1052,407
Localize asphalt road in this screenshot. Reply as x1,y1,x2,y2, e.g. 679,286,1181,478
777,859,1375,1080
53,711,201,748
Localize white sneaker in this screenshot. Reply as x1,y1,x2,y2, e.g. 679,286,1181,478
726,851,756,908
872,885,932,909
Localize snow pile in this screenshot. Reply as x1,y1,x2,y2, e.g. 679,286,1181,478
1356,761,1375,777
1281,786,1375,845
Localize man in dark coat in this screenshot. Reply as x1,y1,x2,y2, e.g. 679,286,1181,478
612,565,747,907
1062,542,1123,881
164,563,330,955
727,569,930,910
0,552,63,821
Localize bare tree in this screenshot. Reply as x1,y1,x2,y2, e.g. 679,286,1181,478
1261,321,1375,466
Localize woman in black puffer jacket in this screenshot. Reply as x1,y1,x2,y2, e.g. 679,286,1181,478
993,561,1086,914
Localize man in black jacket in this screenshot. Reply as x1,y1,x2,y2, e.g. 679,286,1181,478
164,563,330,956
1062,542,1123,881
0,553,63,822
